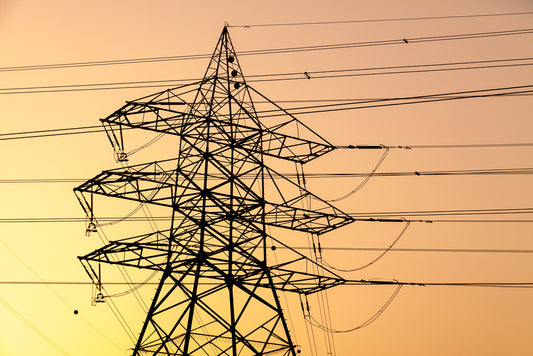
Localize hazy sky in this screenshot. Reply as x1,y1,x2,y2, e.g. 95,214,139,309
0,1,532,355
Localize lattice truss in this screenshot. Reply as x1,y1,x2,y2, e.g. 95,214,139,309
75,27,354,355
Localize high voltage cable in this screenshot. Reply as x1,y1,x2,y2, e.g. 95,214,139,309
274,246,533,254
1,28,533,73
2,57,533,95
0,240,128,354
300,168,533,178
1,167,532,184
257,85,533,117
0,217,533,224
337,142,533,150
228,11,533,28
350,208,533,217
0,296,71,355
2,218,533,223
1,85,532,142
1,281,532,288
0,210,531,224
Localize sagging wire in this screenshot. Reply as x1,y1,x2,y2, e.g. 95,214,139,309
322,147,389,202
91,221,149,312
0,241,128,354
105,270,158,298
294,162,321,356
77,165,175,341
122,89,176,159
101,285,138,344
96,202,145,227
299,294,319,356
80,259,137,344
321,221,411,272
124,106,167,158
0,295,72,355
106,193,164,296
268,232,298,351
296,161,337,355
304,284,403,333
80,181,163,298
92,266,138,344
127,133,166,156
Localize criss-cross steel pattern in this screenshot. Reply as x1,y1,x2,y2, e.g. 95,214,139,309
75,27,353,355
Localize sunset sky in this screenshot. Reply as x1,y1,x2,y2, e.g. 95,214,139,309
1,0,532,355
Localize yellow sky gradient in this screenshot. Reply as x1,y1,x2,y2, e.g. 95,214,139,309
0,0,532,355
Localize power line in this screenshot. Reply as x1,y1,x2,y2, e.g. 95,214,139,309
305,284,402,334
0,215,531,224
2,57,533,95
2,28,533,73
228,11,533,28
302,168,533,178
256,84,533,117
274,246,533,254
349,208,533,217
1,85,532,142
345,280,533,288
1,167,532,184
0,295,71,355
0,240,128,354
337,142,533,150
1,280,533,288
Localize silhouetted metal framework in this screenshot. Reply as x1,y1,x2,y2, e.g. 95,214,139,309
75,27,353,355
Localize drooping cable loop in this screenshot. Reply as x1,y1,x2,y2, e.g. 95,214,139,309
321,221,410,272
304,284,403,333
321,147,389,202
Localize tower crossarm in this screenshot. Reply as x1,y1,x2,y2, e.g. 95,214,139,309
79,236,346,295
78,229,175,271
75,171,175,208
101,99,334,164
74,159,180,208
261,202,353,235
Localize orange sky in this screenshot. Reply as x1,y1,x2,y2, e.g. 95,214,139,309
0,0,532,355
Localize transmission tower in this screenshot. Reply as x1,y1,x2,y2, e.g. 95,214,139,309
75,26,353,355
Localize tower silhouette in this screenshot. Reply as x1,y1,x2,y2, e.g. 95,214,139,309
75,27,353,355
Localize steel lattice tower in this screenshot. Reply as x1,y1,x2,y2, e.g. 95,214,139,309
75,27,353,355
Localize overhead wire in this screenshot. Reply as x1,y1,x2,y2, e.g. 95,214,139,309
1,28,533,73
3,281,533,288
257,85,533,117
1,168,532,186
1,85,531,142
292,162,333,355
2,57,533,95
1,213,532,224
294,158,338,354
349,207,533,217
321,221,411,272
321,148,389,202
0,240,129,353
0,295,71,355
274,246,533,254
268,233,300,352
228,11,533,28
0,18,530,352
336,142,533,150
305,284,403,333
344,280,533,288
299,168,533,178
1,168,533,183
86,222,148,342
